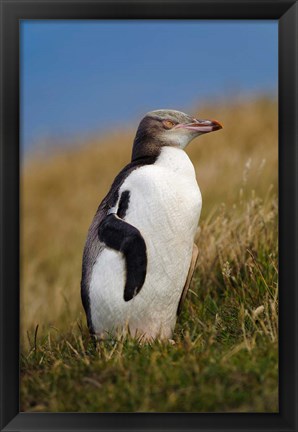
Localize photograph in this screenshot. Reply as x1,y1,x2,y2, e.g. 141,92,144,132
20,20,278,412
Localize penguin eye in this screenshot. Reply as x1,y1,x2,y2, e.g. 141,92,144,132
163,120,176,129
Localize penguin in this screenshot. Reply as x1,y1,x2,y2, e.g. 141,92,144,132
81,109,222,341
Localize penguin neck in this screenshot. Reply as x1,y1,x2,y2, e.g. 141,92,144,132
131,133,194,177
131,135,163,162
155,146,196,178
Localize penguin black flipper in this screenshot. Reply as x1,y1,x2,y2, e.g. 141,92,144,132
81,155,157,332
98,213,147,301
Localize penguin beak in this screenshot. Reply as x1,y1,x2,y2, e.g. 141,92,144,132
176,119,223,134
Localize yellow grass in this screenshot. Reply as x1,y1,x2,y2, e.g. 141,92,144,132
21,96,278,344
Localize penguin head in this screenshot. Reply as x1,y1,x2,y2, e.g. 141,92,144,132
132,109,222,160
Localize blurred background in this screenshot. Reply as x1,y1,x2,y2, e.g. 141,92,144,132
21,21,277,153
20,20,278,413
20,20,278,341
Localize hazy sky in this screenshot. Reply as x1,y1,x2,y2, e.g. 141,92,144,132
21,21,278,151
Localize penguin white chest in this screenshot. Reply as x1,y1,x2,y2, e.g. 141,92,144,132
90,147,202,339
123,147,201,244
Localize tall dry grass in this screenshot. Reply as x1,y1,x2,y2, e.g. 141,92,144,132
21,96,277,343
20,96,278,412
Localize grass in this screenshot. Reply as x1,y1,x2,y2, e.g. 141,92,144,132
20,96,278,412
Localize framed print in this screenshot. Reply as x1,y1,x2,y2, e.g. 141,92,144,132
0,0,297,431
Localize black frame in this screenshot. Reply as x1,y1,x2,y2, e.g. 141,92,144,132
0,1,297,431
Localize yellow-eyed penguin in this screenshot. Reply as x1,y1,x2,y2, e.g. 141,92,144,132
81,110,222,341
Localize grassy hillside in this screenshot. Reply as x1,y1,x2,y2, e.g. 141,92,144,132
20,96,278,412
